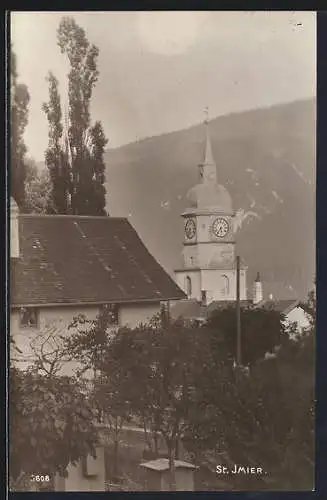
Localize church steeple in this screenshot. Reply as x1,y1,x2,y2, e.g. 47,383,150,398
175,107,247,305
198,107,217,184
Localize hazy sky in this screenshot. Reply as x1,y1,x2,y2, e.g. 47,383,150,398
11,11,316,162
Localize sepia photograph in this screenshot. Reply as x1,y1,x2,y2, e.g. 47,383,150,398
9,10,316,492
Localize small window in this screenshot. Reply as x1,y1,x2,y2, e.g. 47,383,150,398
201,290,207,305
221,275,230,297
101,303,119,325
19,307,39,328
186,276,192,297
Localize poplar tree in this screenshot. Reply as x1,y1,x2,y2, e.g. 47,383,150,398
11,47,30,209
42,72,70,213
43,17,108,215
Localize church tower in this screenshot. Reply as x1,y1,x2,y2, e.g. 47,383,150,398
175,111,247,304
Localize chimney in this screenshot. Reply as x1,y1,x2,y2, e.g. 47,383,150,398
10,197,20,259
252,272,263,305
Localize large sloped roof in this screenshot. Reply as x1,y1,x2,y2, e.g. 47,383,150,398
11,215,186,307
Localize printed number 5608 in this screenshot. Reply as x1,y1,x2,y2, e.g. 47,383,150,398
31,475,50,482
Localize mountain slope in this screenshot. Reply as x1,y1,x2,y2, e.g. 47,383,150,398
104,99,315,300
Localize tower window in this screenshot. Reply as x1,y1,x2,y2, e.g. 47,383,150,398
221,275,230,297
186,276,192,297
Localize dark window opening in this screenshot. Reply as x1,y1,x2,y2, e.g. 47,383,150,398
221,275,230,296
186,276,192,297
19,307,39,328
101,303,119,325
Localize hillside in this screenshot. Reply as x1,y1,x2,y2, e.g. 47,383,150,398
104,99,315,301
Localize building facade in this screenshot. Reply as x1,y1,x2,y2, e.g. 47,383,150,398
10,198,186,372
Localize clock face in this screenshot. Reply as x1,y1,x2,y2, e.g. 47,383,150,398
212,217,229,238
185,218,196,239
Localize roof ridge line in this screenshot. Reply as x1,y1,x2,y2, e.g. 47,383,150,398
18,214,129,221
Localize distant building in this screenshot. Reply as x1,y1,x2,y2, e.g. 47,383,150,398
171,277,310,334
10,198,185,370
174,114,247,305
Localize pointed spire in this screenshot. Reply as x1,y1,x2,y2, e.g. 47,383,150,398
203,106,215,166
198,107,217,184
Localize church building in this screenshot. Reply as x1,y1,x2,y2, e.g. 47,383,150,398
174,113,247,305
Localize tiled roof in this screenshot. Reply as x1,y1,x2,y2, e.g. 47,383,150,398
171,299,252,321
255,299,299,315
170,299,204,320
206,300,253,316
140,458,197,471
11,215,186,306
170,298,300,321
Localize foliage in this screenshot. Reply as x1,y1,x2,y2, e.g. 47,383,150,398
62,310,205,489
184,292,315,491
10,367,98,486
63,309,129,479
24,159,54,213
10,290,314,491
42,17,108,215
11,47,30,208
299,288,316,329
43,16,108,215
206,304,288,366
10,325,99,490
42,72,71,213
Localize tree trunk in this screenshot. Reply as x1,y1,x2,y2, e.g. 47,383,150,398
153,431,159,457
175,438,179,459
143,418,152,451
113,420,119,480
168,442,176,491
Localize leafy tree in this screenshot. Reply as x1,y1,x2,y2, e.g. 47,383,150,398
48,16,108,215
10,324,99,491
10,367,98,490
184,293,315,491
24,159,54,214
299,287,316,330
121,316,205,490
42,72,71,213
206,304,288,366
62,310,204,490
62,309,131,480
11,47,30,208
